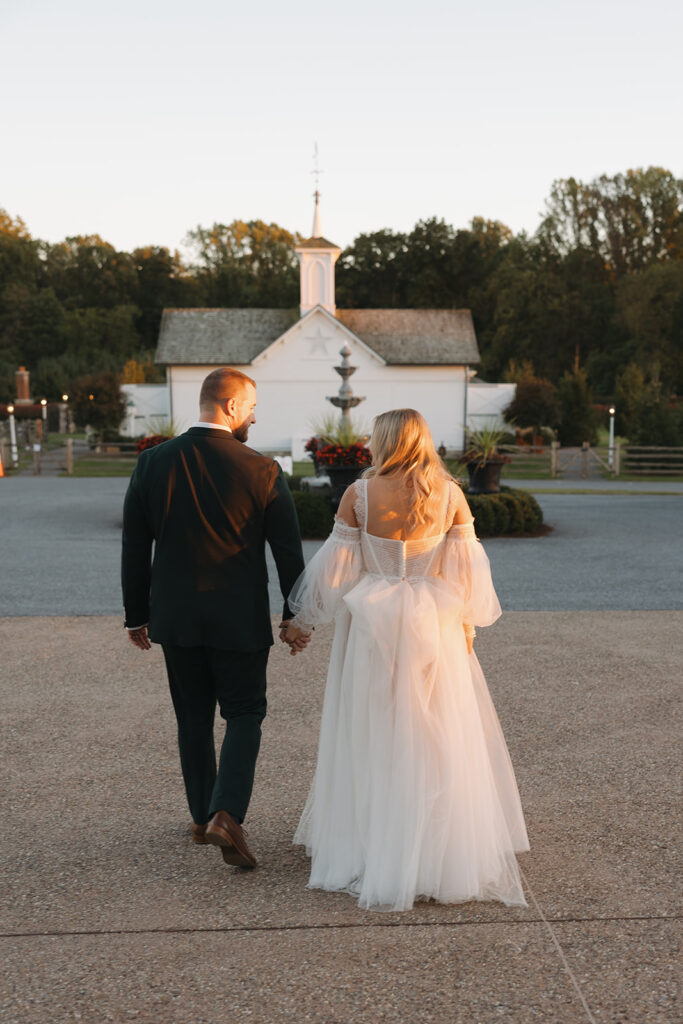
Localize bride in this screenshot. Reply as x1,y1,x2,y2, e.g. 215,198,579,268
281,409,529,911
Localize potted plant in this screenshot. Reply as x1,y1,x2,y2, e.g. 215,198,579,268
307,415,371,502
316,441,372,505
459,424,511,495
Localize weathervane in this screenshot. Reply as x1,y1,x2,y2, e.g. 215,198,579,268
311,141,323,201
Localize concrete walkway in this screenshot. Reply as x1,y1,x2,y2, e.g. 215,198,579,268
1,612,679,1023
0,475,680,1022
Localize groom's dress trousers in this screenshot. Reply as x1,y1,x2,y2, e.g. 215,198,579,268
121,426,305,824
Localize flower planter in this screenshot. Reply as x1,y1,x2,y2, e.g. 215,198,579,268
465,458,506,495
326,465,365,508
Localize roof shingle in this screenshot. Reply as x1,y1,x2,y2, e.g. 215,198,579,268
335,309,479,364
155,308,299,365
155,307,480,366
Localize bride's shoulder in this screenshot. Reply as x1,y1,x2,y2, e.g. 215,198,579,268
445,476,471,526
336,480,363,529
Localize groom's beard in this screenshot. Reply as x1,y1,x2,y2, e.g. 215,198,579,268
232,417,251,443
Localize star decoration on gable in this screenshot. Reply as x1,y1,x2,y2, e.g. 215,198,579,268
307,326,337,358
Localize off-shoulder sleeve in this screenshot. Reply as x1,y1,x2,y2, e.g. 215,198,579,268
287,518,362,629
443,521,502,627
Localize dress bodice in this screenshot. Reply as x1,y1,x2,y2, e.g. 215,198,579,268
288,476,495,633
352,478,474,581
360,531,444,580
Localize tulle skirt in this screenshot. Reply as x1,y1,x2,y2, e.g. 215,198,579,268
293,574,530,911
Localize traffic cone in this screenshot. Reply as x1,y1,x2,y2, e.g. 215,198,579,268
0,454,5,477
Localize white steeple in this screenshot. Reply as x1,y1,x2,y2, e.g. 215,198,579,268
312,189,323,238
295,191,341,317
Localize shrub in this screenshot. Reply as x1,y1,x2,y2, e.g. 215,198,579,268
488,497,511,535
290,486,543,540
497,492,526,534
465,495,495,536
292,491,334,539
511,489,544,532
465,488,543,537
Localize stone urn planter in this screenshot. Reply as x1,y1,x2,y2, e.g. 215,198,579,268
464,457,508,495
316,442,372,509
459,426,512,495
326,465,365,507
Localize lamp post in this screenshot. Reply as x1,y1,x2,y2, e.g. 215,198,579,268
7,404,18,467
608,406,616,470
60,393,70,434
40,398,47,445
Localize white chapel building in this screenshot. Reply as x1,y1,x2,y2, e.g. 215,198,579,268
155,197,504,456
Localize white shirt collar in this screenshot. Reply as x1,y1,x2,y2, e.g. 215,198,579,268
190,421,232,433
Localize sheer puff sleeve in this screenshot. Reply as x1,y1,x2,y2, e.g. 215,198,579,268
443,520,502,628
287,519,363,630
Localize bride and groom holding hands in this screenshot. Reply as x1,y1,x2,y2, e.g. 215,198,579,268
122,367,529,911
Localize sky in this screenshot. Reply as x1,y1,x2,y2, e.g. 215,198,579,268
1,0,681,255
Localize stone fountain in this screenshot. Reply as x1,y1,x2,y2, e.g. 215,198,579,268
327,345,365,423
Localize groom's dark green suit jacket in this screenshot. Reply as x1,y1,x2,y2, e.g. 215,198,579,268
121,427,305,651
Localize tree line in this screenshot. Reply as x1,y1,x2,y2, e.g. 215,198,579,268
1,166,681,440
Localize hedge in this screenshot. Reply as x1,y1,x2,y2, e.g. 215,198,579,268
292,491,334,539
291,485,543,539
464,487,543,538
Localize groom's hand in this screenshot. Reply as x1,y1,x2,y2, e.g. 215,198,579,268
127,626,152,651
279,621,312,656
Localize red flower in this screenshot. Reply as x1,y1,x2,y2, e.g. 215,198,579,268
316,442,372,467
136,434,170,454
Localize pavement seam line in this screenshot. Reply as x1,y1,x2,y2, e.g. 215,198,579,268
520,868,597,1024
1,914,678,940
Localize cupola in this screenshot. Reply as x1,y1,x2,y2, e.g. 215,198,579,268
294,191,341,317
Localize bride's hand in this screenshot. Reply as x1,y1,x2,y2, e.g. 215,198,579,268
279,621,312,655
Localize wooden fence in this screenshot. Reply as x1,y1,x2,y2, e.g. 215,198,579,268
3,433,683,479
621,446,683,476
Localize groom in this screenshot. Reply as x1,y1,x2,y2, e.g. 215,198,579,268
121,367,308,868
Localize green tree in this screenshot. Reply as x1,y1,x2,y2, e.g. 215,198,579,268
42,235,137,309
131,246,201,349
614,362,646,438
557,367,597,445
614,261,683,392
538,167,683,274
63,304,140,363
336,229,408,307
185,220,299,307
633,399,681,445
71,371,126,435
121,354,165,384
504,378,561,434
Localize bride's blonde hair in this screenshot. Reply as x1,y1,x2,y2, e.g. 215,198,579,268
363,409,452,526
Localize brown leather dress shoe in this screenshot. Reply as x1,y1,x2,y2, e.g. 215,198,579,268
190,823,209,845
205,810,257,868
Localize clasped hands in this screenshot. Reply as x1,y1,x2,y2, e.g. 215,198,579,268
279,620,312,656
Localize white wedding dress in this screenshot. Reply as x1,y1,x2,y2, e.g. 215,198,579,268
289,479,529,911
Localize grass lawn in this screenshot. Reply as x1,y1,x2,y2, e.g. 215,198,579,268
66,458,136,478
